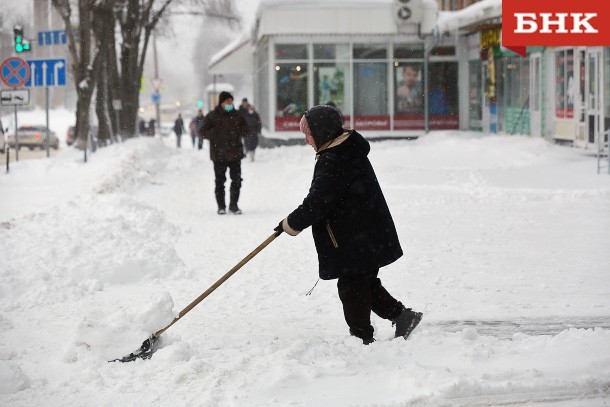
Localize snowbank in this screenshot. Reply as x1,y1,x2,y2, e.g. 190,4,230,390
1,128,610,406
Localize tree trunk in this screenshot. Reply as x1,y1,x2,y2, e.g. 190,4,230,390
93,0,116,146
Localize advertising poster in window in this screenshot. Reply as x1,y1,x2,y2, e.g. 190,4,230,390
394,62,459,130
313,64,350,124
275,64,308,131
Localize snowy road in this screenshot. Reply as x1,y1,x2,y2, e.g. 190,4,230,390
1,132,610,406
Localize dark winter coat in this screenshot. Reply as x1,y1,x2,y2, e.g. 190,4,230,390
199,106,249,162
174,117,185,135
239,106,262,151
285,120,403,280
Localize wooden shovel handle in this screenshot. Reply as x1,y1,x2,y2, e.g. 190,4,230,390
154,232,280,337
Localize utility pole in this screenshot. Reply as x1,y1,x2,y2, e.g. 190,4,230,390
153,30,161,136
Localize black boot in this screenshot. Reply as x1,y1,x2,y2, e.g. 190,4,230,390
392,306,422,340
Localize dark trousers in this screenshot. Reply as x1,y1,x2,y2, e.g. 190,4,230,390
191,133,197,148
176,132,182,148
337,270,402,340
198,137,204,150
213,161,242,210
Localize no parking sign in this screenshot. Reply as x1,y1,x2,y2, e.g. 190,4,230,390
1,57,30,88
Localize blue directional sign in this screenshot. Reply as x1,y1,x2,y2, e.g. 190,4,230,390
38,30,67,46
152,92,161,105
24,59,66,87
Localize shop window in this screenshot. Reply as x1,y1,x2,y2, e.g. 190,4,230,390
393,62,459,130
313,63,350,116
313,44,350,60
555,49,575,118
394,44,424,59
275,63,308,131
353,62,389,130
353,44,387,59
275,44,308,60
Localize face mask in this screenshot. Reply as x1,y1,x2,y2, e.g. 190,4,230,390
224,104,234,112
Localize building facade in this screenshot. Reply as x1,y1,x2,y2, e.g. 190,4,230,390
210,0,610,149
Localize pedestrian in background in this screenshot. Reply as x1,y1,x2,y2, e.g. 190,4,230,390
274,105,422,345
194,109,205,150
189,117,197,148
138,119,147,136
199,91,250,215
147,119,156,137
174,114,186,148
239,98,262,162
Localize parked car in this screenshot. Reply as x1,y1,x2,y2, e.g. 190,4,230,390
70,125,98,151
66,126,76,146
6,125,59,150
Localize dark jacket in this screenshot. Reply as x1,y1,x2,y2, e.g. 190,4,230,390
286,119,403,280
199,106,249,162
239,106,262,151
174,117,185,135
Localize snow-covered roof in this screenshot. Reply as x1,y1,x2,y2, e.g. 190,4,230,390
208,34,253,75
436,0,502,33
204,82,235,93
255,0,397,38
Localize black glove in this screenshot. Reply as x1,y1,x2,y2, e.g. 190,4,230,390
274,220,284,236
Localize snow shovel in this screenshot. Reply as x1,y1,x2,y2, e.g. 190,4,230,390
110,230,282,363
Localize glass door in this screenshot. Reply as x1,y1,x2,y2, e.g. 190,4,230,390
586,48,603,145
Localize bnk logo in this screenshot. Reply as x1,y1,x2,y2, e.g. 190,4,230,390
515,13,598,34
503,0,610,56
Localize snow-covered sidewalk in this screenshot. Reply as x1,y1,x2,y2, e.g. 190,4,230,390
1,132,610,406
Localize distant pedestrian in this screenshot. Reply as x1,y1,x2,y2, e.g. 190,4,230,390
199,91,250,215
239,98,262,161
188,118,197,148
194,109,205,150
173,114,186,148
274,105,422,345
138,119,147,136
147,119,156,137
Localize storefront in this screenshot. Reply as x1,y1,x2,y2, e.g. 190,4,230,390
210,0,459,139
466,26,531,135
548,47,610,148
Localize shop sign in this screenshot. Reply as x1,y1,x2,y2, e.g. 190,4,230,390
480,28,501,50
503,0,610,56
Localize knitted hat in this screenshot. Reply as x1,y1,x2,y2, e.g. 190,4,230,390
218,91,233,105
303,105,344,148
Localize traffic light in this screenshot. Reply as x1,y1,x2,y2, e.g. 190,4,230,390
13,25,32,53
197,100,203,108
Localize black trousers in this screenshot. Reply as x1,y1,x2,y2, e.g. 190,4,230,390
213,160,242,210
337,270,403,340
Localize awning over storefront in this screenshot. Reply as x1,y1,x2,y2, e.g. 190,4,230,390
208,37,253,75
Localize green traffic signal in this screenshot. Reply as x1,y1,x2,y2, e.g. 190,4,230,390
197,100,203,108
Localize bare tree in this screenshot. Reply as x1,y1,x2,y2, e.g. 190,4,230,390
52,0,98,147
113,0,174,137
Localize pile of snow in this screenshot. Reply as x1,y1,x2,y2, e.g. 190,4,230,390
1,127,610,405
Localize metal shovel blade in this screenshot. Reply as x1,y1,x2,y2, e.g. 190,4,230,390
109,334,159,363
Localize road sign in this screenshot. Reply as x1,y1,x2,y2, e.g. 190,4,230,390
152,78,162,90
1,58,30,88
1,89,30,106
152,92,161,105
112,99,122,110
24,58,66,87
38,30,67,46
